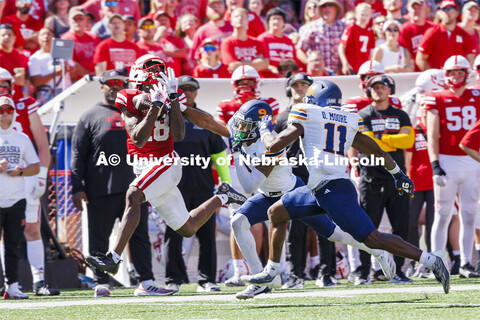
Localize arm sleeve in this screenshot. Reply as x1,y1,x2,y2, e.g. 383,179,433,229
71,117,91,194
212,150,231,184
363,131,397,152
381,126,415,149
233,153,267,194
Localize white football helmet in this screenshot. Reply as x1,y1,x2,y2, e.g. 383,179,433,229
129,54,166,88
230,65,260,103
415,69,446,96
443,55,471,88
0,67,14,97
358,60,385,91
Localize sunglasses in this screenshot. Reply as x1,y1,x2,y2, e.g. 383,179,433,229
385,27,399,32
442,7,456,12
0,108,14,115
141,24,154,29
104,79,125,86
105,1,118,7
203,45,216,52
180,86,197,92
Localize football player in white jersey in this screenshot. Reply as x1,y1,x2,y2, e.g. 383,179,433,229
242,80,452,294
228,99,396,299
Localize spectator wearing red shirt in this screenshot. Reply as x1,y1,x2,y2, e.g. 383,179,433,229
338,2,375,74
3,0,43,53
176,0,208,24
61,7,101,78
221,8,269,75
193,38,230,78
153,11,187,77
355,0,387,20
0,24,28,101
398,0,434,71
2,0,45,21
224,0,265,38
136,17,174,70
189,0,233,63
257,8,300,78
458,1,480,55
417,0,476,70
94,14,141,75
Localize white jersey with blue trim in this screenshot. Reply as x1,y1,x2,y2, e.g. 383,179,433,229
242,135,297,196
288,103,363,189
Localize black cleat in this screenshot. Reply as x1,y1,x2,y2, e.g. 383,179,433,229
215,182,247,205
432,250,450,294
86,252,121,275
33,281,60,296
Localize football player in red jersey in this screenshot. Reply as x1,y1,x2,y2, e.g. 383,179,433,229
216,65,279,124
0,68,59,296
425,55,480,278
343,60,403,113
86,54,247,280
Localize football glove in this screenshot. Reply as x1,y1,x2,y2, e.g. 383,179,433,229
393,171,414,196
431,160,447,187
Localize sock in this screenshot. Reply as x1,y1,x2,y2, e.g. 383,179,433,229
141,279,153,288
128,263,135,272
310,255,320,269
110,251,121,264
27,240,45,283
233,259,246,276
476,244,480,251
216,194,228,205
419,251,437,268
265,259,280,277
452,250,460,256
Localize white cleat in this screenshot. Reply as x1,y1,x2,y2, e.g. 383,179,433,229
224,274,245,287
373,250,396,280
235,284,271,300
241,271,277,285
134,283,175,296
431,250,451,294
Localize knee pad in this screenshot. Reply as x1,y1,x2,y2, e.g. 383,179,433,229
25,203,40,224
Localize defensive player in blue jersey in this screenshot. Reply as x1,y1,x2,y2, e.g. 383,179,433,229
243,80,451,294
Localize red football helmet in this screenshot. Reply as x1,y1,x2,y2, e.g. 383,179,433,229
231,65,260,104
129,54,166,88
443,55,471,89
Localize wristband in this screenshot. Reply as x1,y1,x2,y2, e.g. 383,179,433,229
39,166,48,179
18,168,23,176
168,93,180,101
179,103,187,112
386,163,401,175
431,160,440,170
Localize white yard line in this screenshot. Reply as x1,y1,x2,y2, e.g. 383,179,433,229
1,284,480,310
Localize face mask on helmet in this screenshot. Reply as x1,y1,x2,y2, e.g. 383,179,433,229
231,100,273,142
233,79,258,104
443,55,471,89
358,61,385,91
446,69,468,88
129,56,166,88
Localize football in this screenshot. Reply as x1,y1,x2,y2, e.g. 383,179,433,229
132,93,168,117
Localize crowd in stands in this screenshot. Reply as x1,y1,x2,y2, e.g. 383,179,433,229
2,0,480,104
1,0,480,298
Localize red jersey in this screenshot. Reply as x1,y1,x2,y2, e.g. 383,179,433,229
418,24,476,69
61,31,100,75
115,89,187,158
425,88,480,155
216,96,279,123
0,48,29,101
224,10,266,38
460,118,480,151
193,63,231,78
12,96,38,142
340,24,375,73
93,38,141,72
220,35,266,66
257,31,298,68
344,95,402,113
398,21,435,57
3,14,43,50
406,122,433,191
189,21,233,61
176,0,208,22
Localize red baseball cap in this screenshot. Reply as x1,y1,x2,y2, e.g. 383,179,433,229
440,0,457,9
201,37,218,47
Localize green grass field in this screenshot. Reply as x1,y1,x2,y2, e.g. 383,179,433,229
1,277,480,319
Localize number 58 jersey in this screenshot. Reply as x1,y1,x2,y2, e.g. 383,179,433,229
425,88,480,155
288,103,363,189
